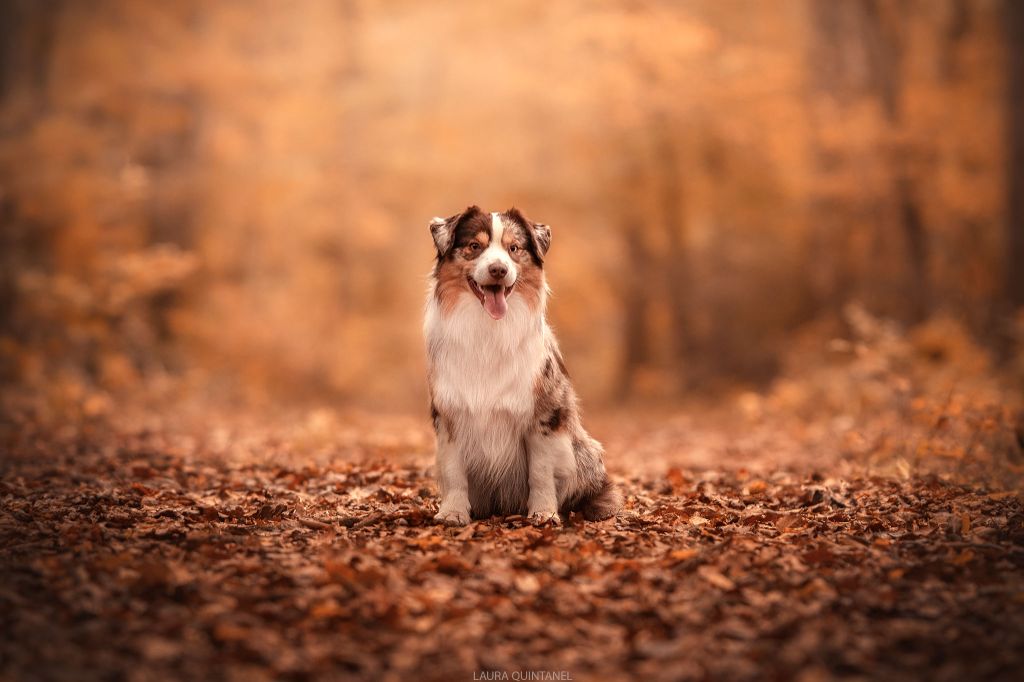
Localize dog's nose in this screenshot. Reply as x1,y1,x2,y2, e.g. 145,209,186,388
488,262,508,280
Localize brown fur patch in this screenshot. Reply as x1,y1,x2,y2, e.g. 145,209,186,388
554,350,569,377
506,220,545,311
533,346,575,435
433,210,493,315
540,406,564,434
429,399,454,440
500,209,546,312
434,257,475,316
576,477,622,521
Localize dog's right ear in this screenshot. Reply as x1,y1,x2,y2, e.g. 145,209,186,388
429,206,481,258
429,216,453,257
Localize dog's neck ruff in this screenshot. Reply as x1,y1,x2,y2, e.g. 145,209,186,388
425,280,548,416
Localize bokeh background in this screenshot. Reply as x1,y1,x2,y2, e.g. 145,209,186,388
1,0,1022,424
5,7,1024,679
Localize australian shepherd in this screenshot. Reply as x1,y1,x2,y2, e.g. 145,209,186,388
424,205,621,525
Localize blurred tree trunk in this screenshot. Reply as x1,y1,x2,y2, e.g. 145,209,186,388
860,0,930,323
654,126,693,388
0,0,62,103
804,0,853,318
1008,0,1024,308
806,0,931,323
0,0,63,335
859,0,903,122
615,221,650,399
898,177,929,322
940,0,970,81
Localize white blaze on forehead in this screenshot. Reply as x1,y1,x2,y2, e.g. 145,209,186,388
484,212,508,261
473,212,516,286
490,212,504,244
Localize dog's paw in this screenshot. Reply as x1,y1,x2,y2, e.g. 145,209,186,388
528,510,562,526
434,509,471,526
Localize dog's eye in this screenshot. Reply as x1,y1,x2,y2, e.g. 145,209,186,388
467,243,481,252
509,244,519,254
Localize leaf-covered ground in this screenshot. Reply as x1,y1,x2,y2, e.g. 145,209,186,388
2,411,1024,682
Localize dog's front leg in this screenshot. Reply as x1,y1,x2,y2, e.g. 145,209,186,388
434,438,471,526
526,431,573,524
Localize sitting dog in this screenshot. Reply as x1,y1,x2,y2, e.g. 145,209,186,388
424,205,621,525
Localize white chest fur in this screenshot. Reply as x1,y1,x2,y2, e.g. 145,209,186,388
425,291,547,419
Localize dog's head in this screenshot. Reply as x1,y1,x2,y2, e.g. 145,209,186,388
429,206,551,320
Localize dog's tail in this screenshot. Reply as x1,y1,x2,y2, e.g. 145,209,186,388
578,476,622,521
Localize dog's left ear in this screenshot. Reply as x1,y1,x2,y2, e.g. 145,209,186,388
505,207,552,261
532,222,551,256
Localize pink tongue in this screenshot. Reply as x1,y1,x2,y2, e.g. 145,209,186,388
482,287,507,320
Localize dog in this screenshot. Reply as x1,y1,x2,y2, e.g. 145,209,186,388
424,205,621,525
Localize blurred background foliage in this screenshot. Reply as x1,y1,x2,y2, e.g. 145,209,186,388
1,0,1022,426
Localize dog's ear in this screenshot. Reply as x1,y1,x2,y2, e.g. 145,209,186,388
429,216,453,257
504,207,551,263
430,206,482,258
532,222,551,256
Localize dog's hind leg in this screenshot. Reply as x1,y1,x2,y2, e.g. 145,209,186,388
561,434,621,521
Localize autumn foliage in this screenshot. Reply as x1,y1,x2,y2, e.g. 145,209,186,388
1,1,1024,680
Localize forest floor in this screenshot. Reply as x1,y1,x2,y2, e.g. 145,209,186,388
2,399,1024,682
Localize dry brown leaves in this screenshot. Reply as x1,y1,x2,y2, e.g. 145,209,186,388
2,418,1023,682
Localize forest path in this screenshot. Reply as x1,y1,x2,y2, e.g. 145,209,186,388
2,411,1023,681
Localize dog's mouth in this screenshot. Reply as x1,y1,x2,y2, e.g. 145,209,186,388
467,277,515,321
